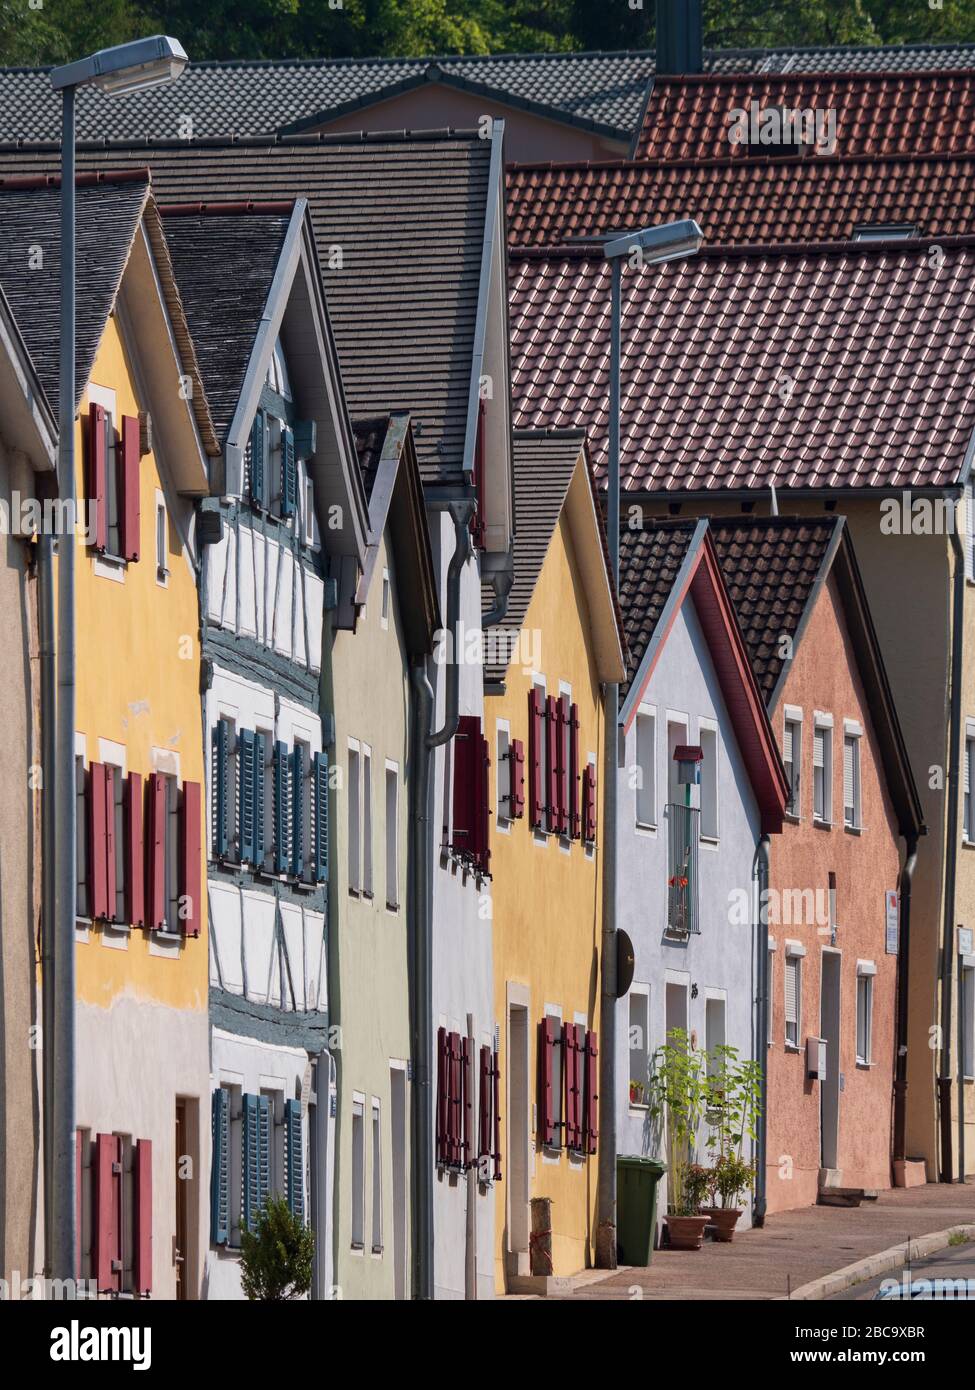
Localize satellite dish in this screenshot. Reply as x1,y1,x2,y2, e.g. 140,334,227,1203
616,929,635,998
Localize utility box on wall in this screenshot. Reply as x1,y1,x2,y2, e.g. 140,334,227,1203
806,1036,826,1081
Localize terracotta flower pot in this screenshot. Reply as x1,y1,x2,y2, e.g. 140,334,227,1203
664,1214,709,1250
701,1206,742,1242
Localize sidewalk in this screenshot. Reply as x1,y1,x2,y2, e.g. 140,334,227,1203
528,1184,975,1300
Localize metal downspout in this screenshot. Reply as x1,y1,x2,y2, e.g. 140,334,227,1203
753,834,771,1227
893,834,918,1169
939,525,965,1182
38,534,57,1271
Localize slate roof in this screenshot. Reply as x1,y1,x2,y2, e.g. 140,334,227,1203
352,415,392,500
483,428,585,685
509,236,975,495
707,517,839,704
2,43,974,145
618,520,697,700
506,151,975,248
634,71,975,161
0,133,491,485
159,205,292,442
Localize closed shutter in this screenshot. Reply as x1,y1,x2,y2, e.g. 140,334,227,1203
436,1026,449,1166
461,1034,472,1169
253,732,267,867
213,720,232,859
273,740,290,873
492,1045,501,1180
146,773,167,931
282,426,297,517
179,781,202,937
510,738,525,818
451,715,478,857
285,1099,304,1223
133,1139,152,1294
120,415,141,561
238,729,256,863
242,1093,271,1232
290,747,304,878
843,737,854,820
447,1031,463,1166
967,486,974,582
563,1023,580,1149
783,722,794,765
124,772,145,928
538,1016,560,1146
813,727,825,769
966,741,972,796
785,957,799,1040
76,1130,84,1280
582,764,597,844
569,703,581,838
555,696,568,835
478,1045,491,1169
584,1030,599,1153
89,762,109,920
210,1088,230,1245
86,403,108,552
313,751,329,881
250,412,267,509
476,730,491,874
545,695,559,832
103,765,117,920
94,1133,121,1293
528,688,543,828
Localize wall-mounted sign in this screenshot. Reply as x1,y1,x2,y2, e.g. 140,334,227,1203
959,926,974,958
885,891,899,955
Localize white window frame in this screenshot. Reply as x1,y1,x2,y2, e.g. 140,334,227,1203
784,942,804,1050
635,705,656,830
627,984,651,1110
699,719,719,843
347,740,361,894
666,713,689,807
362,744,373,898
351,1093,365,1253
813,713,833,825
155,490,169,587
380,568,390,631
371,1097,383,1256
385,760,399,912
704,990,727,1077
856,961,876,1065
783,706,803,818
496,719,512,830
543,1003,564,1157
843,720,863,831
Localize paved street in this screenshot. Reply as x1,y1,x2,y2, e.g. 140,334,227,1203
828,1238,975,1300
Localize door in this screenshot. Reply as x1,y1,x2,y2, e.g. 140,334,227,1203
175,1101,188,1300
507,1001,530,1261
389,1064,407,1300
820,951,841,1171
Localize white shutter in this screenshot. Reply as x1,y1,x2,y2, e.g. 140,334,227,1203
785,957,799,1048
813,728,825,768
783,721,794,764
843,737,854,811
967,486,974,582
966,740,972,796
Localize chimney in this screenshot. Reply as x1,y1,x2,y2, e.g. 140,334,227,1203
655,0,704,75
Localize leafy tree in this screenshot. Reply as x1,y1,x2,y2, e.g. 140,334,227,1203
239,1195,315,1301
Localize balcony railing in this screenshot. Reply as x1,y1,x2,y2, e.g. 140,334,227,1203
667,802,700,936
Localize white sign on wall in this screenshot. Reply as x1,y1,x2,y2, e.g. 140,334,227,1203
885,890,899,955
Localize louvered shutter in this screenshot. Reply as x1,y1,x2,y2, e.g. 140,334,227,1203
967,486,974,582
290,747,305,878
451,715,478,857
783,722,794,765
966,742,972,797
88,762,109,920
843,737,854,818
213,720,231,859
94,1133,121,1293
448,1031,463,1166
563,1023,580,1149
253,732,267,867
492,1045,501,1180
555,697,568,835
179,781,202,937
210,1088,230,1245
239,729,256,863
436,1026,449,1166
313,751,329,881
510,738,525,818
285,1099,304,1223
582,764,597,844
538,1017,559,1146
813,727,825,768
528,688,543,829
86,403,108,552
124,771,145,928
478,1045,491,1170
243,1093,271,1231
273,741,290,873
785,957,798,1024
75,1129,84,1280
146,773,167,931
569,703,581,838
134,1139,152,1294
120,415,141,561
461,1034,472,1169
584,1031,599,1153
545,695,559,832
250,412,267,509
476,730,491,874
282,426,297,517
103,764,117,920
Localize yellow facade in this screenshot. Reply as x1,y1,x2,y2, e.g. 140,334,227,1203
488,506,609,1290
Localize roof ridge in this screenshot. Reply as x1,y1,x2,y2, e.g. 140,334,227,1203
0,167,150,190
511,232,975,262
651,66,975,86
0,127,489,155
507,148,975,174
159,200,296,216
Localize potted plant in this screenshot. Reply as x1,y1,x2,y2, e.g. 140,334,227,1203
701,1154,756,1240
700,1044,761,1241
629,1079,647,1106
647,1029,710,1250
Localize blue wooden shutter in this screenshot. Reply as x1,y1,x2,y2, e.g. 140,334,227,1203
210,1088,230,1245
273,741,290,874
213,720,231,858
257,1095,272,1212
313,751,329,882
239,729,256,863
285,1099,304,1222
253,732,267,867
282,427,297,517
242,1092,260,1232
250,412,267,509
291,747,304,878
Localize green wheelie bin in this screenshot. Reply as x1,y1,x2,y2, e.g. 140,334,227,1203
617,1155,667,1266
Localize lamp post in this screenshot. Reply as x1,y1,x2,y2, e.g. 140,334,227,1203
48,35,187,1283
595,219,703,1268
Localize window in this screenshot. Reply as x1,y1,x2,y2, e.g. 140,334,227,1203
531,680,547,834
853,223,916,241
213,716,238,861
155,498,168,583
348,742,360,893
104,409,121,557
963,965,975,1080
699,725,718,840
635,710,655,827
351,1097,365,1250
628,987,650,1107
385,763,399,910
164,773,180,931
538,1013,564,1149
967,485,975,583
705,996,726,1077
813,719,832,823
783,714,801,816
548,1011,563,1149
108,763,126,924
362,746,373,897
843,729,862,829
381,569,390,630
856,964,875,1065
667,718,688,805
785,952,802,1048
76,757,89,919
496,724,511,826
266,338,293,400
371,1100,383,1254
965,736,975,842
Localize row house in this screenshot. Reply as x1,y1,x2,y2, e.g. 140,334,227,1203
161,198,370,1298
483,430,624,1290
615,521,788,1229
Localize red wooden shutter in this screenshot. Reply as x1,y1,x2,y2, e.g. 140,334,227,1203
478,1045,491,1169
125,772,145,928
88,762,109,920
589,764,597,843
94,1133,121,1293
461,1035,472,1169
103,764,117,920
545,696,559,832
146,773,167,930
120,415,141,562
562,1023,577,1148
582,764,597,844
584,1030,599,1154
436,1026,448,1166
492,1046,502,1180
528,689,543,829
510,738,525,819
538,1017,560,1146
179,780,202,937
451,716,478,857
476,732,491,874
569,703,581,838
555,696,568,835
86,403,108,552
448,1031,463,1166
134,1139,152,1294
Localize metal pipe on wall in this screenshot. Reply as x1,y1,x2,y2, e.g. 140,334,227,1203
892,834,918,1168
939,522,965,1183
38,533,57,1272
752,834,771,1227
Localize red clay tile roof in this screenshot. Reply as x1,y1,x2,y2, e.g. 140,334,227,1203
634,72,975,162
509,236,975,495
506,152,975,248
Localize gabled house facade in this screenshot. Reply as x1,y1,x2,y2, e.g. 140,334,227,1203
484,429,624,1291
615,521,788,1230
161,198,369,1299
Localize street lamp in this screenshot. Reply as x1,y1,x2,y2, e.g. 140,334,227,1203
594,218,703,1270
47,35,187,1284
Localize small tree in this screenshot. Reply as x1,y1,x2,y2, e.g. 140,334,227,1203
646,1028,708,1215
240,1196,315,1301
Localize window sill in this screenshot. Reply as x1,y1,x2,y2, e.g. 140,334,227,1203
348,887,360,898
785,812,801,825
386,902,400,913
855,1059,874,1070
370,1247,383,1259
812,818,832,831
784,1043,802,1054
962,839,975,850
700,834,719,847
844,823,863,836
635,821,657,834
362,889,375,901
628,1103,649,1116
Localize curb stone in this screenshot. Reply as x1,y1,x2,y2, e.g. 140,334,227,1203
779,1223,975,1301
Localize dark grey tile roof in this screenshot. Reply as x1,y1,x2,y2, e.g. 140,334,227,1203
2,43,972,145
0,173,149,415
483,428,583,685
160,207,291,442
618,519,698,701
0,133,491,485
352,414,391,501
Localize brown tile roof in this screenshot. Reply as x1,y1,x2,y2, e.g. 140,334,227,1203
707,517,839,704
509,235,975,495
506,152,975,249
634,71,975,163
618,521,698,700
352,415,392,501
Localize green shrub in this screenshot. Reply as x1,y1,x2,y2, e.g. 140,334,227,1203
240,1195,315,1301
